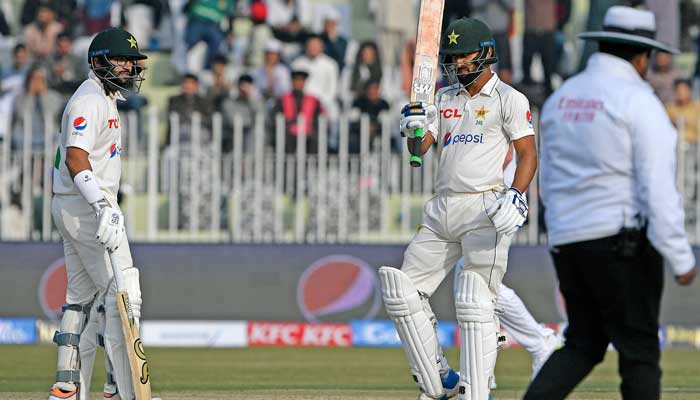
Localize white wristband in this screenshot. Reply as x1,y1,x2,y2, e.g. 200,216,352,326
73,170,104,205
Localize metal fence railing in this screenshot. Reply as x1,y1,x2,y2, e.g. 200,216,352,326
1,107,698,246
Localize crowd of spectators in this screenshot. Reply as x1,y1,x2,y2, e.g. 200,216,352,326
1,0,700,235
1,0,700,157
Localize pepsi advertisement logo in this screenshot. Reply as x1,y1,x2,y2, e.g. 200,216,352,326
297,255,381,322
110,143,120,158
73,117,87,131
38,258,67,322
444,132,484,147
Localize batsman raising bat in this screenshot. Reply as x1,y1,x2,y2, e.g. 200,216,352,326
379,17,538,400
49,28,153,400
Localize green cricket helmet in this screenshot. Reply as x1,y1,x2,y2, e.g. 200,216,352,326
88,28,147,94
440,18,498,87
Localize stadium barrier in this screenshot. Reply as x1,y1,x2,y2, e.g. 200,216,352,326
3,108,699,245
0,107,541,245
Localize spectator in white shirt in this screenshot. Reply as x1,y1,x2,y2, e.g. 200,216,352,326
266,0,312,31
291,35,339,121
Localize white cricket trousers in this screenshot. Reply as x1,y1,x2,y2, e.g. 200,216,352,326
402,191,512,299
52,193,136,400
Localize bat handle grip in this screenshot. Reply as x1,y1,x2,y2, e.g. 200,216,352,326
410,127,424,167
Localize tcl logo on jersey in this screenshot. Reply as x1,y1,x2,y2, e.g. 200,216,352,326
108,119,119,129
247,321,351,347
109,143,121,158
441,109,463,119
443,132,484,147
73,117,87,131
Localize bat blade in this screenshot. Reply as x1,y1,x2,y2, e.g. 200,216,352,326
410,0,445,105
409,0,445,167
116,290,152,400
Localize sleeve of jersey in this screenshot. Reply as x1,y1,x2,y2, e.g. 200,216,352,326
630,94,696,276
64,97,99,153
503,91,536,141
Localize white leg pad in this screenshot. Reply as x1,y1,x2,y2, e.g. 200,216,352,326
455,271,498,400
103,352,119,398
379,267,443,398
103,292,135,400
54,303,92,386
98,303,119,399
77,305,101,400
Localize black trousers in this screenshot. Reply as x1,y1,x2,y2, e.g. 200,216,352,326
523,233,664,400
522,31,555,93
493,32,512,72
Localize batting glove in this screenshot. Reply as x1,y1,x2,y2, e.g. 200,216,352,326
122,267,142,323
487,188,528,236
400,102,437,138
93,200,125,252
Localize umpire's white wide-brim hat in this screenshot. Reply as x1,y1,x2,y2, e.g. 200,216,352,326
578,6,679,54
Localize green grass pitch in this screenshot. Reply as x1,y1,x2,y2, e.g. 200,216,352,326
1,345,699,399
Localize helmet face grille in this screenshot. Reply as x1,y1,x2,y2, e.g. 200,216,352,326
441,47,498,88
90,55,147,94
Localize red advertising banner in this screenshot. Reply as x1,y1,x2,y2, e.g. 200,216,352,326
248,321,352,347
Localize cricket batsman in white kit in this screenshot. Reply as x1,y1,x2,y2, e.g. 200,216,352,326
378,18,538,400
49,28,147,400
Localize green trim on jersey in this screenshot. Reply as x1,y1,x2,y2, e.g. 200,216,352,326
54,146,61,169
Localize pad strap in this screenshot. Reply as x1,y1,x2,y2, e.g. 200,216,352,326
53,331,81,346
56,370,81,383
63,303,91,314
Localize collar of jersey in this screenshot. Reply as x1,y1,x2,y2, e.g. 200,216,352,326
479,73,500,97
87,70,126,101
586,52,645,85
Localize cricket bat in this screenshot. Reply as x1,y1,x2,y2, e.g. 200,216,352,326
409,0,445,167
109,252,152,400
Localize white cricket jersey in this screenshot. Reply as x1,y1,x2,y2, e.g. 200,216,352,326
540,52,695,276
53,71,124,203
429,74,535,194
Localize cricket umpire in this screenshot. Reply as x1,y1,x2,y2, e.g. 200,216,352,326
525,6,697,400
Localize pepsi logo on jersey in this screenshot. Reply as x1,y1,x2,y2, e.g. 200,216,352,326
73,117,87,131
443,132,484,147
109,143,121,158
